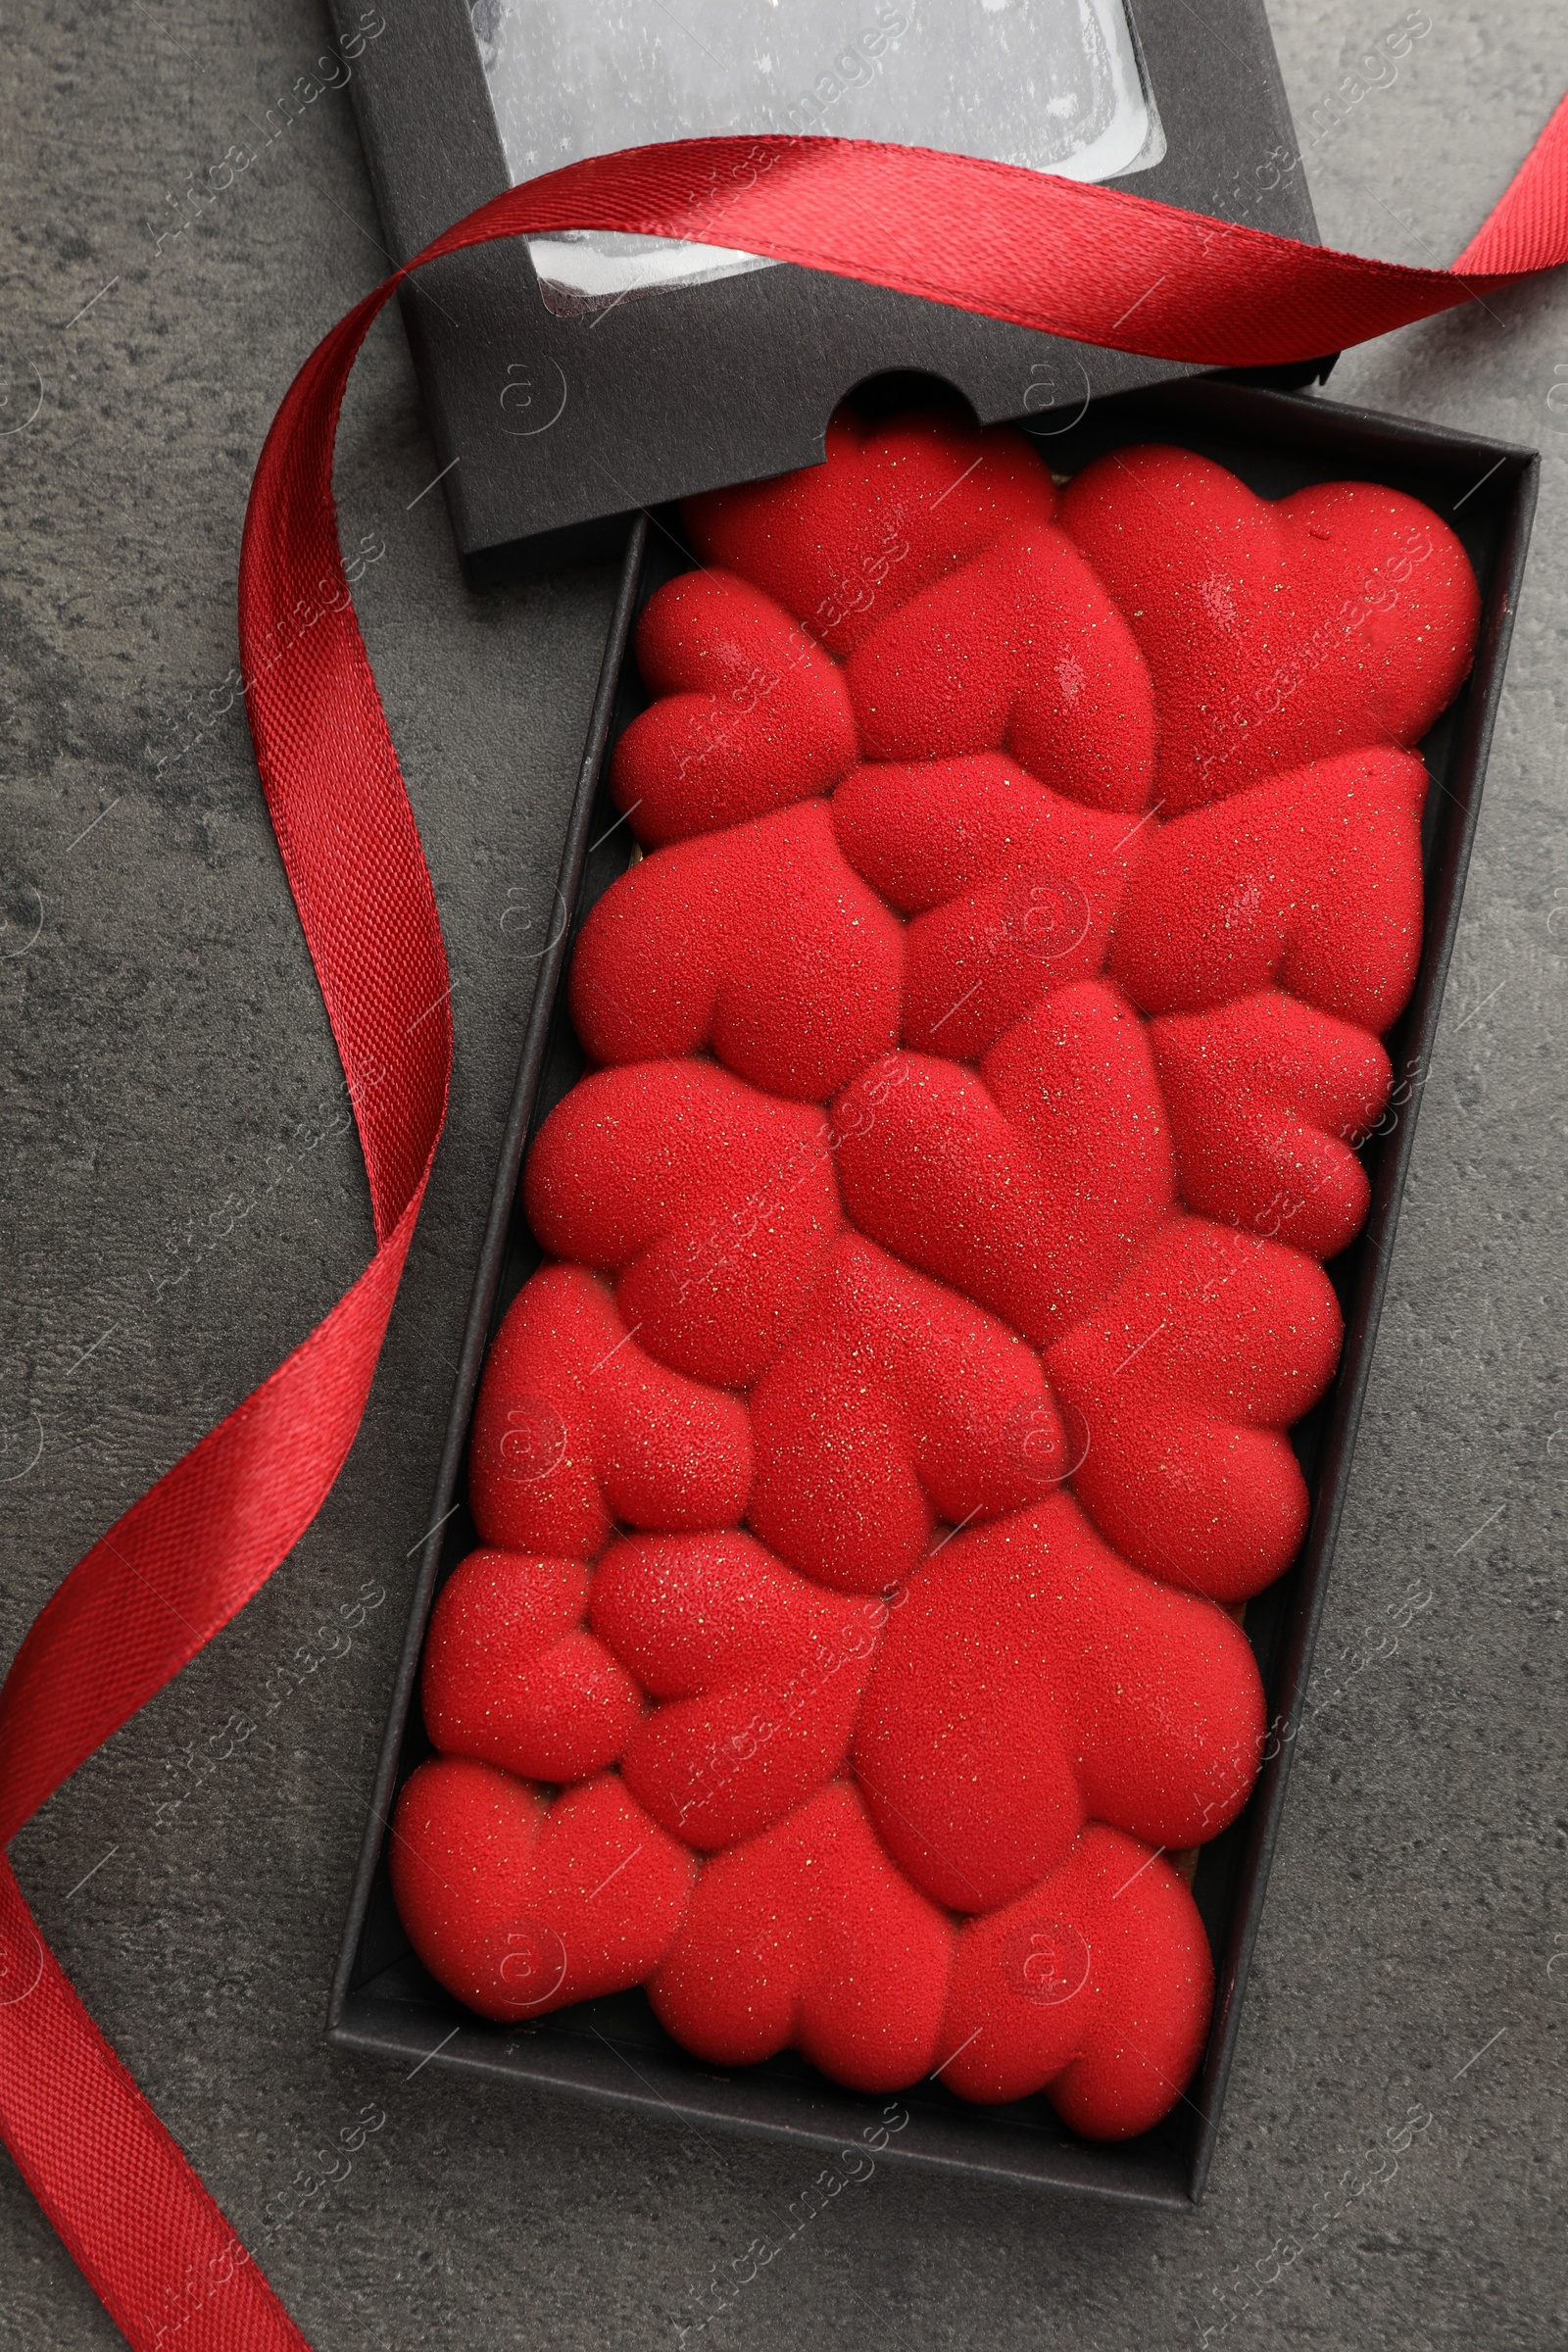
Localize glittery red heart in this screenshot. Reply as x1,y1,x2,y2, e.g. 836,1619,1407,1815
1061,443,1480,812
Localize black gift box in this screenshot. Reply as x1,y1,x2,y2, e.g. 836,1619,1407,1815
328,376,1536,2207
326,0,1331,575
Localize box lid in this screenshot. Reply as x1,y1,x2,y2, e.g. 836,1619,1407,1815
330,0,1328,575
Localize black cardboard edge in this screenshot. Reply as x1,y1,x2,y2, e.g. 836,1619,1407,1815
326,0,1332,566
328,384,1539,2207
327,1987,1190,2207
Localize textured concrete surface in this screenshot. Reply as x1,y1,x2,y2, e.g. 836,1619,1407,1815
1,4,1564,2347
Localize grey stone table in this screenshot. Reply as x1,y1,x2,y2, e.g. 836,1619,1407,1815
1,4,1563,2346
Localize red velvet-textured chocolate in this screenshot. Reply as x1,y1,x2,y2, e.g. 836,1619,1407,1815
397,409,1480,2138
684,407,1057,660
587,1528,877,1850
748,1233,1066,1592
935,1827,1214,2127
1060,445,1480,811
831,989,1174,1351
1151,993,1393,1259
831,754,1136,1059
852,1495,1263,1911
1109,746,1431,1029
569,798,903,1100
523,1058,841,1387
468,1262,754,1555
610,569,858,846
390,1757,694,2022
421,1548,642,1785
845,522,1156,812
650,1782,953,2090
1047,1219,1344,1601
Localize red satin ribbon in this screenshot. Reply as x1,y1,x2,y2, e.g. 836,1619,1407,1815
2,113,1565,2349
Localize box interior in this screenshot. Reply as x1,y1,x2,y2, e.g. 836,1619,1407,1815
329,377,1535,2206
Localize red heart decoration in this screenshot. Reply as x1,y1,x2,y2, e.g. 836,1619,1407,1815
830,753,1136,1060
587,1531,877,1850
748,1233,1068,1592
685,407,1057,661
420,1548,643,1786
569,798,903,1101
934,1825,1213,2132
467,1261,754,1557
650,1783,953,2090
1110,745,1430,1030
390,1758,694,2022
1150,991,1393,1259
1060,443,1480,812
1047,1217,1344,1601
832,981,1174,1349
524,1058,842,1387
610,569,857,846
851,1495,1263,1911
844,520,1155,811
